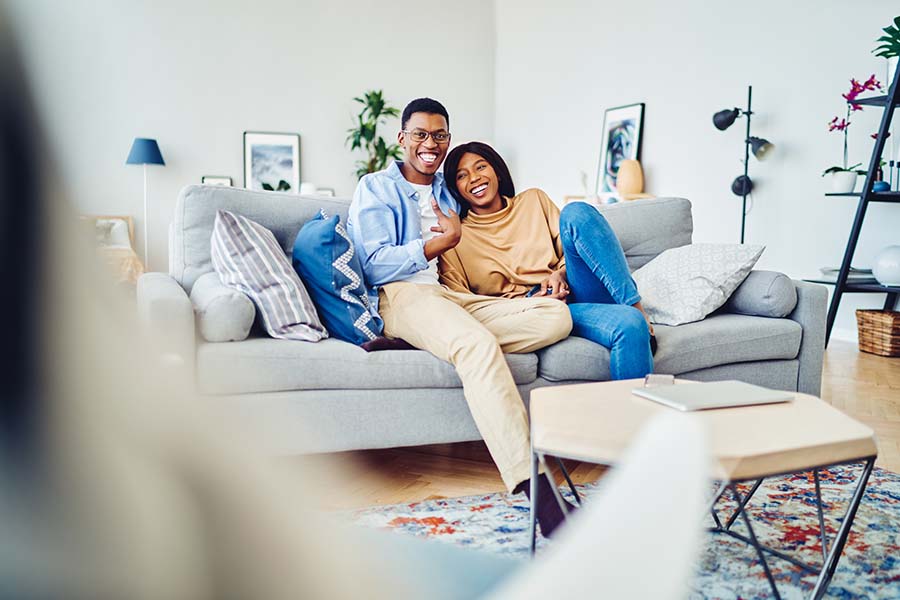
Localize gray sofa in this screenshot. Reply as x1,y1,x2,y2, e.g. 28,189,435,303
138,185,828,454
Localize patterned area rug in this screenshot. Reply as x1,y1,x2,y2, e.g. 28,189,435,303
350,466,900,599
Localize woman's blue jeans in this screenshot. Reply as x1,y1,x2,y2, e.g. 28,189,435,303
559,202,653,380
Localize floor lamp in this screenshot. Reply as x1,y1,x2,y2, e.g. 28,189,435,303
712,86,774,243
126,138,165,268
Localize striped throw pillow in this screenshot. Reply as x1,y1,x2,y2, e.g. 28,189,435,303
211,210,327,341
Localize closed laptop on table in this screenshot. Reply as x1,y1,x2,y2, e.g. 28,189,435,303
632,380,794,412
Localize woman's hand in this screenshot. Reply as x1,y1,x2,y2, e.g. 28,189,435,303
540,269,569,302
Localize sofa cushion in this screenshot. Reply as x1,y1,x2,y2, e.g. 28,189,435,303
595,197,693,271
196,337,539,395
633,243,764,326
171,184,352,291
211,210,327,342
292,211,383,345
538,313,801,381
723,270,798,318
190,271,255,342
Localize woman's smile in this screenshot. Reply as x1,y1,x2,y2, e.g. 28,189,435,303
456,151,504,214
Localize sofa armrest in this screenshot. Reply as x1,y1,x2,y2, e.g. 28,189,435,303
137,272,195,373
787,280,828,396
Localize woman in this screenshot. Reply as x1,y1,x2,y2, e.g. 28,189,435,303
440,141,654,380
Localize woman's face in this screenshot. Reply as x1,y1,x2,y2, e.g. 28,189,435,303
454,152,503,214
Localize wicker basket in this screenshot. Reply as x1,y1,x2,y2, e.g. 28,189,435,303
856,309,900,357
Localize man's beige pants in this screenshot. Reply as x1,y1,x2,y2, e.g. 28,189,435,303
378,282,573,492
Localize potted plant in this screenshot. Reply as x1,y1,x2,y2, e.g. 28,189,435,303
874,15,900,81
822,163,867,193
346,90,403,179
824,75,883,193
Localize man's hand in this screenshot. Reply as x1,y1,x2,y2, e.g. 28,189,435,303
424,199,461,260
539,269,570,302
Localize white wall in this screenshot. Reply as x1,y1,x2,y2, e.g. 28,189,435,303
9,0,898,337
494,0,900,338
8,0,496,272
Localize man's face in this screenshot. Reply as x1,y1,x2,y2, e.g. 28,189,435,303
398,112,451,180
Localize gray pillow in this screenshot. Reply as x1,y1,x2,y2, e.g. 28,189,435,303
723,270,797,318
211,210,327,342
190,272,255,342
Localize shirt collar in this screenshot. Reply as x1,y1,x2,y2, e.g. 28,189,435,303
386,160,446,199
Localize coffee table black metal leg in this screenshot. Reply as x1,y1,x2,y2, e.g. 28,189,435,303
708,481,728,530
538,453,569,514
811,458,875,600
555,456,581,506
724,478,764,531
731,483,782,600
529,449,538,556
813,470,828,562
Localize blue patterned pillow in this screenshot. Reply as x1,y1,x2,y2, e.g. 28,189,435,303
292,211,383,345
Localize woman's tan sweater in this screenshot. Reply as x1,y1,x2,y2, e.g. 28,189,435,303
439,188,564,299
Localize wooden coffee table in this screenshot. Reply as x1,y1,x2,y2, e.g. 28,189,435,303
528,379,878,600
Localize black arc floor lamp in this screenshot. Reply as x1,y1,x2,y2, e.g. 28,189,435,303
713,85,774,243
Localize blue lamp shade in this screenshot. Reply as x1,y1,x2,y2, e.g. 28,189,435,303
126,138,165,165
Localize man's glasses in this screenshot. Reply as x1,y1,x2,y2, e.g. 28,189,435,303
402,129,451,144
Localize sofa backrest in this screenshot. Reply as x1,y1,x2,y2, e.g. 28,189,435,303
169,186,693,291
170,184,351,291
595,197,693,271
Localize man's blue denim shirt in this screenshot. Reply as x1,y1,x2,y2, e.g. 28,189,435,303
347,161,460,309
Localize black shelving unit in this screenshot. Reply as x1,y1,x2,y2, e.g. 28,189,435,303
819,66,900,345
825,191,900,202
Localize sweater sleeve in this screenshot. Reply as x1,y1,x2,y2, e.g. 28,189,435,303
438,246,473,294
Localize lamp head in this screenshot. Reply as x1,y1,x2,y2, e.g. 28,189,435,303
126,138,165,166
713,108,740,131
748,136,774,161
731,174,753,196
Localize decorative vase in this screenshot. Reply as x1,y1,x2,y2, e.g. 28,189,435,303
830,171,857,193
615,160,654,200
873,245,900,286
616,160,643,195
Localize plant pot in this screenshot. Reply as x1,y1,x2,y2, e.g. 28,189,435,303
829,171,858,193
873,245,900,286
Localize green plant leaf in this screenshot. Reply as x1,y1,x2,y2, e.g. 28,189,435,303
362,121,377,143
262,182,274,191
277,180,290,191
822,163,863,176
347,89,402,177
873,16,900,57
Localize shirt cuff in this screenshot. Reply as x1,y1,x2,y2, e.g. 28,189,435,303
407,238,428,271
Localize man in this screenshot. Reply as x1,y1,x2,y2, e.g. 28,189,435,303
347,98,574,536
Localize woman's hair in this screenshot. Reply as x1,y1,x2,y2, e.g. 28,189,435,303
443,141,515,218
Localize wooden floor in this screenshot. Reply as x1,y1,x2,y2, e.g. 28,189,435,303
307,340,899,510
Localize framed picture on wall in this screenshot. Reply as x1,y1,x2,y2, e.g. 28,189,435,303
201,175,233,186
243,131,301,192
595,103,644,197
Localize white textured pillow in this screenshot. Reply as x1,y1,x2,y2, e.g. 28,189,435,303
633,243,765,326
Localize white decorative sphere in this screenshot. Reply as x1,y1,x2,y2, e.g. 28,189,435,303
873,245,900,286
